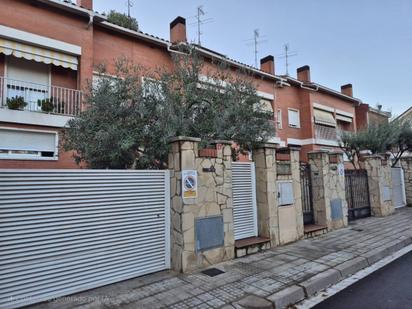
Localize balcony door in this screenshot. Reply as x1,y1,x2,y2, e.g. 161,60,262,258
5,56,50,111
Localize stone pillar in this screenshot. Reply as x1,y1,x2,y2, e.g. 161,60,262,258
290,147,304,238
400,157,412,206
168,137,234,272
364,155,394,217
308,151,348,230
276,147,304,244
253,143,279,247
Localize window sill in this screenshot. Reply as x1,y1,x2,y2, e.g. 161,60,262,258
0,155,58,161
288,125,301,129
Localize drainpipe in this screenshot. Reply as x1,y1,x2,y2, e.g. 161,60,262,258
87,14,94,30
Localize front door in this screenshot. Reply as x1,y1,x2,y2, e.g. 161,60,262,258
345,169,371,220
300,163,314,225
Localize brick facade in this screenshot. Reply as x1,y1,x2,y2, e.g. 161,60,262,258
0,0,389,169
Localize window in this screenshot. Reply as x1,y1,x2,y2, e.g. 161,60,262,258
277,109,282,129
92,73,118,89
6,56,50,111
288,108,300,128
141,77,165,101
257,99,273,113
248,150,253,161
0,128,58,160
343,152,350,162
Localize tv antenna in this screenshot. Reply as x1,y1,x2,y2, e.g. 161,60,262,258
277,43,297,75
244,29,267,67
188,5,214,45
126,0,134,18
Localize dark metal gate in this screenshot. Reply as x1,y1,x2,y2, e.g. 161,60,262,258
345,169,371,220
300,163,314,225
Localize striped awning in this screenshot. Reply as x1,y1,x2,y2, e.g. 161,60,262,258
0,38,78,70
314,108,337,127
336,114,353,123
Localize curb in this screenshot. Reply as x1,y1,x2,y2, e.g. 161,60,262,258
264,236,412,309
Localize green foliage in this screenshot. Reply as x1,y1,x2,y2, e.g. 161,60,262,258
340,130,367,169
153,47,275,157
37,98,54,112
388,121,412,167
6,96,27,110
64,49,275,169
37,97,65,113
340,120,412,168
64,59,146,169
107,10,139,31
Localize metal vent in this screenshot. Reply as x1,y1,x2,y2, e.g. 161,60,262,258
195,216,224,252
383,186,392,201
278,181,294,206
201,268,225,277
330,198,343,220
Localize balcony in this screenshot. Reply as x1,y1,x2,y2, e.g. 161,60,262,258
315,124,337,141
0,76,82,116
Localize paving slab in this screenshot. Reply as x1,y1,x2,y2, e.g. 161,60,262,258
25,208,412,309
267,285,305,309
298,269,341,297
334,256,369,278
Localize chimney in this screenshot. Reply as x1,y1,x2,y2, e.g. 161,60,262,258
170,16,187,44
297,65,310,82
341,84,353,97
76,0,93,10
260,55,275,75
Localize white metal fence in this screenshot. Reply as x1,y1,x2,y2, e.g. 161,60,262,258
0,169,170,309
232,162,258,240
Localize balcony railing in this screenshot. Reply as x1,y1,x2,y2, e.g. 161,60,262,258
0,76,82,116
315,124,338,141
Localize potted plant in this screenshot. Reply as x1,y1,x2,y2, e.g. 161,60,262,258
37,97,66,113
37,98,54,113
6,96,27,110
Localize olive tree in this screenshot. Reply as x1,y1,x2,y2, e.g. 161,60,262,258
340,120,412,168
64,49,275,169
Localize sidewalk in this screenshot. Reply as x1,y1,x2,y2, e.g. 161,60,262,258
29,208,412,309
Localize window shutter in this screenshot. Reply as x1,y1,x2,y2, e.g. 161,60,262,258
0,129,56,152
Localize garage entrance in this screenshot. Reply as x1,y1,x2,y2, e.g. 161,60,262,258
0,169,170,309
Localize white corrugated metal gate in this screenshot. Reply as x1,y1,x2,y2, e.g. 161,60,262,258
391,167,406,208
232,162,258,240
0,169,170,309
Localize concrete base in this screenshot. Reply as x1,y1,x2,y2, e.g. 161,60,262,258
235,237,271,258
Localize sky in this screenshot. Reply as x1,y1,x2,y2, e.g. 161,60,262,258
94,0,412,116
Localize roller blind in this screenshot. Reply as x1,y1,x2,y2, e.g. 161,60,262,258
0,129,56,152
314,108,336,127
336,114,353,123
7,56,49,85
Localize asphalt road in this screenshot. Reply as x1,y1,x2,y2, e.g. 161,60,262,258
313,251,412,309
